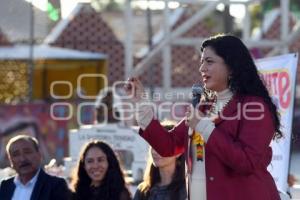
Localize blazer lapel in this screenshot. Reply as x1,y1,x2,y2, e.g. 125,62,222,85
213,95,241,125
30,169,46,200
6,178,16,200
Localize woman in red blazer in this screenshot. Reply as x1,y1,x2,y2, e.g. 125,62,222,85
125,34,282,200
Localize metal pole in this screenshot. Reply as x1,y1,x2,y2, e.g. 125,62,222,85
163,0,171,92
172,38,282,48
223,1,232,33
281,0,290,54
146,0,154,98
124,0,133,80
132,1,218,77
28,0,34,102
242,3,251,41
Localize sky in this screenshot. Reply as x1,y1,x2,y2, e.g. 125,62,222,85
24,0,248,19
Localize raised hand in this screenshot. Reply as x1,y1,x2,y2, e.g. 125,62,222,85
124,77,147,103
185,106,205,129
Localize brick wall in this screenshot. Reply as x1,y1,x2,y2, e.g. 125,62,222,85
49,5,124,86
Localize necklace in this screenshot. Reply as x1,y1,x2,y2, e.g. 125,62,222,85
210,96,233,115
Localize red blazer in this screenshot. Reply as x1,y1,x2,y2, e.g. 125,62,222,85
139,95,280,200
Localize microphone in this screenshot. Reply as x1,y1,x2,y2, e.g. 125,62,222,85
188,83,203,137
191,83,203,108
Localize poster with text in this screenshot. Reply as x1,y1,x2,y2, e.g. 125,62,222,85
256,53,298,193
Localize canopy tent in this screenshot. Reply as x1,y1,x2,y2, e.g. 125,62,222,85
0,45,108,102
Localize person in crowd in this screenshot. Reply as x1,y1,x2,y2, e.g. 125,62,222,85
0,135,70,200
95,90,120,124
71,140,131,200
124,34,282,200
133,122,186,200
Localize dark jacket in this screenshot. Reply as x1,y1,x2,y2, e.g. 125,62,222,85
133,184,186,200
0,169,70,200
71,186,132,200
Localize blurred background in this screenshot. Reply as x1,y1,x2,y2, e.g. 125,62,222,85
0,0,299,198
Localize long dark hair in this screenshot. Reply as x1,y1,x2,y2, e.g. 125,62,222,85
201,34,282,139
71,140,131,200
138,153,185,200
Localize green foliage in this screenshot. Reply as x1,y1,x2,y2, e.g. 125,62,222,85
262,0,300,13
106,0,121,11
249,0,300,32
250,3,263,31
47,2,59,21
91,0,122,12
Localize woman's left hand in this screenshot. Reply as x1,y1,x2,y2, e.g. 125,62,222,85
185,106,205,129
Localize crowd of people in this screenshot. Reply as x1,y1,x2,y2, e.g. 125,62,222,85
0,34,291,200
0,125,186,200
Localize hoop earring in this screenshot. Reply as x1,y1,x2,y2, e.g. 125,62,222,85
228,75,232,81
